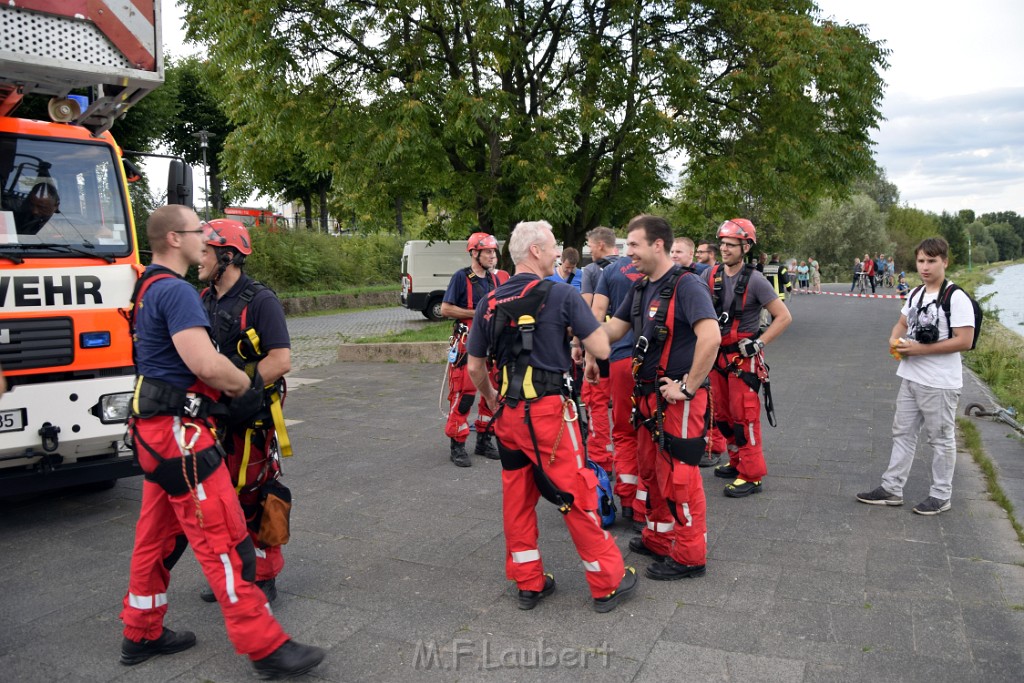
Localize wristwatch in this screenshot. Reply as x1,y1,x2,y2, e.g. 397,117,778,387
678,381,695,400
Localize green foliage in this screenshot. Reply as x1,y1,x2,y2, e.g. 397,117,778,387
887,206,939,270
243,230,404,292
182,0,886,250
793,194,887,270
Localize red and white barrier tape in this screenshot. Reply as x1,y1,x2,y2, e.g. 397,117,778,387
791,291,905,300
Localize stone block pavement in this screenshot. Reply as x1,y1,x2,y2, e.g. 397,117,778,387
0,286,1022,681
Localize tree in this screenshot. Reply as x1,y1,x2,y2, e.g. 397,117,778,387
182,1,887,248
887,206,939,271
936,211,968,267
794,194,887,272
987,222,1023,261
162,57,243,213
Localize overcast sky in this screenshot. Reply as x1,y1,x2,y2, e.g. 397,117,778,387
162,0,1024,217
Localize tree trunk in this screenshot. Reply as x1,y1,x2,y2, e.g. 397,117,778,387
319,187,328,233
302,195,313,231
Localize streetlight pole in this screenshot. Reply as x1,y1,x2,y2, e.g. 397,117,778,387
967,231,972,272
191,129,215,220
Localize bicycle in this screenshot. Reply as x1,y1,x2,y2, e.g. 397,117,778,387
880,272,895,288
856,272,871,295
964,402,1024,438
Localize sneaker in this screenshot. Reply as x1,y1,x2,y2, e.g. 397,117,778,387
645,557,706,581
252,640,326,680
517,573,556,610
593,567,638,613
474,433,500,459
628,535,667,562
724,479,762,498
120,627,197,666
856,486,903,506
912,496,951,516
699,451,724,468
713,464,739,479
450,439,471,467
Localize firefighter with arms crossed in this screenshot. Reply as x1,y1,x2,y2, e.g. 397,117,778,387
120,206,323,678
590,215,721,580
467,220,637,613
197,219,291,604
442,232,508,467
707,219,791,497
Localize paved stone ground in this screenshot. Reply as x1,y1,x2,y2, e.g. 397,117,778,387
1,285,1022,682
287,306,429,371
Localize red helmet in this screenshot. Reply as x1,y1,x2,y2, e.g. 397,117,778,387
467,232,499,252
203,219,252,255
717,218,757,244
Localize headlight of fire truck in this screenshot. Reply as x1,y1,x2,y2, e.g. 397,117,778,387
94,393,133,424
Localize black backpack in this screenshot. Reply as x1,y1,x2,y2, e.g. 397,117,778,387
909,280,982,350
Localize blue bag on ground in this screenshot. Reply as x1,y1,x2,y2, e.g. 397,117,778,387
585,459,616,528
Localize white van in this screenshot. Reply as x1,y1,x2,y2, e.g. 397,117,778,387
401,240,508,321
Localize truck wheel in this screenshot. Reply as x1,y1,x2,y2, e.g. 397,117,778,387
425,297,445,321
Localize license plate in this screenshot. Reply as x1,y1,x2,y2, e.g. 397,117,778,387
0,408,27,433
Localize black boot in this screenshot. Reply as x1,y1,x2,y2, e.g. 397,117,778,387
474,433,500,459
257,578,278,603
252,640,325,680
120,627,197,666
450,438,471,467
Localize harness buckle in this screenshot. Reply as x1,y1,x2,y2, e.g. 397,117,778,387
182,393,203,418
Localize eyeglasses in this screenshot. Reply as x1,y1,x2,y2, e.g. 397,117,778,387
719,241,742,249
173,229,205,235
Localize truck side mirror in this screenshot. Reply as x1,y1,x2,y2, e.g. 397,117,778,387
167,160,193,207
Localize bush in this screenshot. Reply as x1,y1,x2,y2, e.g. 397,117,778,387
245,230,404,293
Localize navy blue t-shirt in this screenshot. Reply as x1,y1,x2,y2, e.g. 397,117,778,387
613,268,717,380
467,274,600,373
596,256,645,362
443,268,505,311
205,274,290,353
134,266,211,389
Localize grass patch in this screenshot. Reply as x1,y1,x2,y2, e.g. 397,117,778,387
278,284,397,298
957,417,1024,546
355,322,453,344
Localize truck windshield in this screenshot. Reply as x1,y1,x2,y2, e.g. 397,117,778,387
0,135,132,257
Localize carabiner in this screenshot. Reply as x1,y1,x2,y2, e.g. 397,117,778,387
177,421,201,454
562,399,579,423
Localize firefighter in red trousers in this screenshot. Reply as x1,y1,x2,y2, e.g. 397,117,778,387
119,206,323,678
707,219,791,497
589,214,721,580
442,232,508,467
198,219,291,604
467,220,637,613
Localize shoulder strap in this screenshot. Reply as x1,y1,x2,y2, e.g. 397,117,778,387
127,266,184,366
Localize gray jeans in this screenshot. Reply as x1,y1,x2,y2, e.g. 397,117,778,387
881,379,960,500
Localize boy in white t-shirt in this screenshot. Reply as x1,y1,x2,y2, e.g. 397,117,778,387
856,237,975,515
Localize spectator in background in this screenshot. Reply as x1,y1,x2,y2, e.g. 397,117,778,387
669,236,697,269
850,257,862,292
809,256,821,294
695,241,718,274
862,252,876,293
796,260,809,292
547,247,582,292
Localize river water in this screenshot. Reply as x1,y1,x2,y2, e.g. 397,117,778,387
975,263,1024,338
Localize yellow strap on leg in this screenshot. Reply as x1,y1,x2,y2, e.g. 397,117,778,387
235,427,255,494
268,390,292,457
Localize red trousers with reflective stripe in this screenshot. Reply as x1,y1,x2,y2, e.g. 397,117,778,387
445,363,496,441
226,429,284,582
494,396,625,598
637,391,708,566
711,352,768,482
608,358,642,520
582,375,612,468
122,416,289,660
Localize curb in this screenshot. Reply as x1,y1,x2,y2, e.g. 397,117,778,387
336,341,448,363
